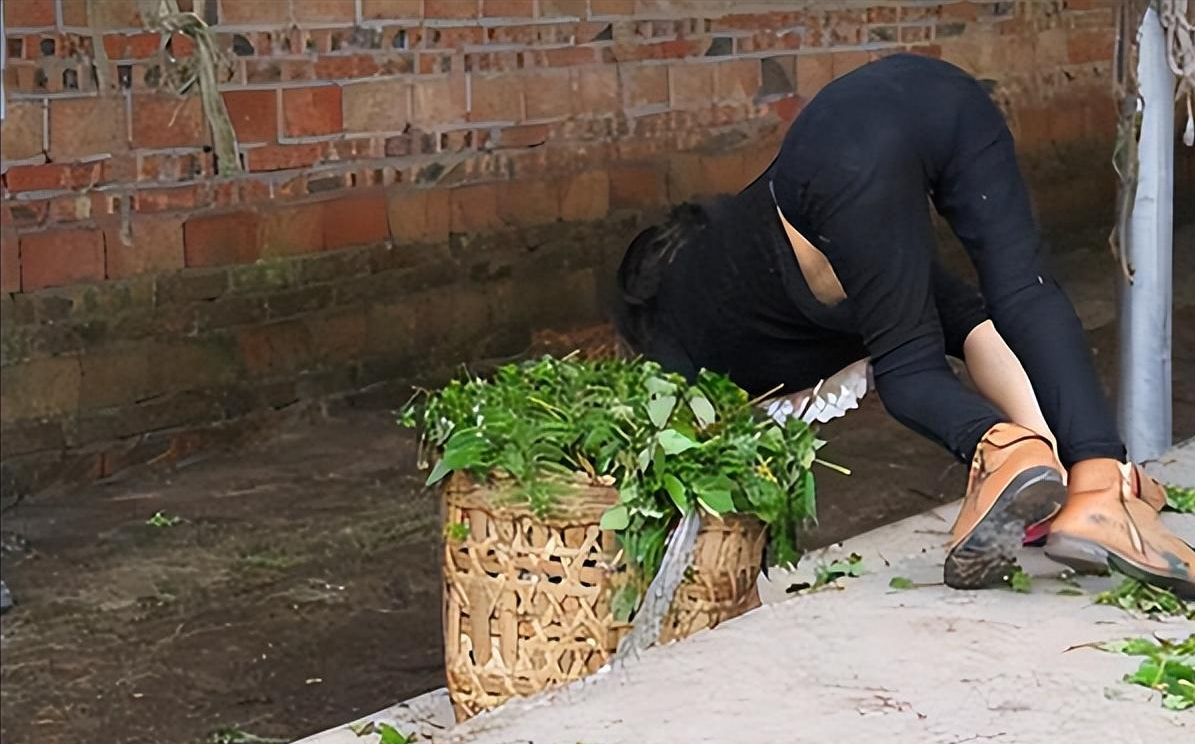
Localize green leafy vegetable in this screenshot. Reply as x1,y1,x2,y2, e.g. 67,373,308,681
402,357,828,614
888,576,916,590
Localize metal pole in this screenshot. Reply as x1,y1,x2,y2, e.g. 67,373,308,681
1119,5,1176,462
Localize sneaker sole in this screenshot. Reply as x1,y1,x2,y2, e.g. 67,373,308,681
944,466,1066,590
1044,533,1195,600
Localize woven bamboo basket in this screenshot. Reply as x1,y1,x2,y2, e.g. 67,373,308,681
442,473,766,720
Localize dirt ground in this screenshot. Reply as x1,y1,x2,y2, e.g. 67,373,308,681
2,225,1194,744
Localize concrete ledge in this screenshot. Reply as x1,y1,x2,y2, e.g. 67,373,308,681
298,444,1195,744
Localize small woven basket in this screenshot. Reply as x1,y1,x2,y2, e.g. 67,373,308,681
442,474,765,720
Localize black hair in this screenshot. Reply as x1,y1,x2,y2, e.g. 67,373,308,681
613,202,708,355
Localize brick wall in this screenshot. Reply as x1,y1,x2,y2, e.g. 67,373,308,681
0,0,1125,497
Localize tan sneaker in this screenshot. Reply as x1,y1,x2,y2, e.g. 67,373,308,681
944,423,1067,589
1044,459,1194,599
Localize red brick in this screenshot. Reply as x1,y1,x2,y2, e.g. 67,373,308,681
102,215,185,279
60,0,88,25
772,94,803,122
590,0,633,15
574,65,620,112
832,50,869,78
410,75,466,126
342,78,409,132
670,63,714,109
426,0,479,19
1067,29,1113,64
5,162,102,192
136,185,203,213
260,203,325,257
183,211,262,267
222,89,279,143
317,54,382,80
795,53,833,98
715,58,761,101
941,1,979,20
361,0,423,19
291,0,357,22
470,72,523,122
497,179,559,227
560,170,609,222
126,32,162,58
219,0,290,23
539,0,585,16
282,85,343,137
1,228,19,293
87,0,141,29
4,0,55,26
20,228,105,291
523,69,573,120
624,64,668,108
0,100,45,160
482,0,533,16
49,96,128,161
236,321,314,378
542,45,598,67
132,93,208,149
245,143,326,172
450,183,502,233
388,188,451,244
609,166,665,210
322,191,390,250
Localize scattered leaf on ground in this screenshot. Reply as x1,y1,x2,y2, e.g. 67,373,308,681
146,511,182,528
1096,634,1195,711
1165,484,1195,514
377,723,415,744
1004,566,1032,593
208,727,287,744
1057,587,1085,596
888,576,916,590
1095,576,1194,620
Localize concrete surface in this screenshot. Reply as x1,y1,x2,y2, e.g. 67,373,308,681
298,442,1195,744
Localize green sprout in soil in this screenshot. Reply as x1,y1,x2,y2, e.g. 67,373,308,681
1095,634,1195,711
1166,484,1195,514
1004,566,1032,593
145,511,182,528
1096,577,1195,620
403,357,828,619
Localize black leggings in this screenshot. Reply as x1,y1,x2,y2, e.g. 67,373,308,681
769,54,1124,466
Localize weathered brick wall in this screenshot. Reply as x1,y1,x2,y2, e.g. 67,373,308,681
0,0,1125,497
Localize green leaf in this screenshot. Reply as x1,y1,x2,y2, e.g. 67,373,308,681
647,394,677,428
1005,567,1032,594
425,458,452,486
1057,587,1084,596
1165,484,1195,514
376,723,413,744
696,488,734,515
657,429,697,455
888,577,915,590
599,504,629,531
688,394,716,427
662,473,688,513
